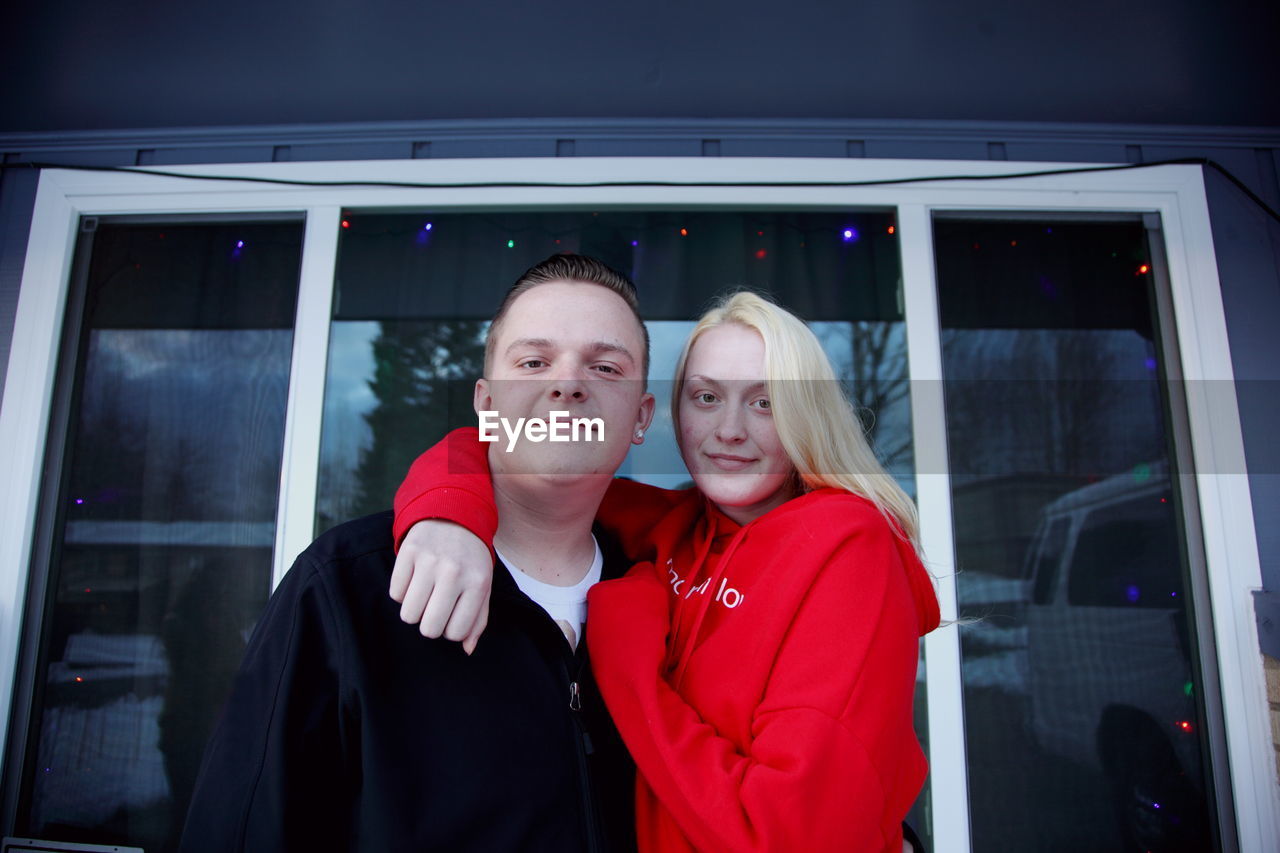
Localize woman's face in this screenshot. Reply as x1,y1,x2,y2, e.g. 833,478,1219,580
678,323,797,525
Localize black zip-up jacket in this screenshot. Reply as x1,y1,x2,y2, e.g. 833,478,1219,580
180,510,635,852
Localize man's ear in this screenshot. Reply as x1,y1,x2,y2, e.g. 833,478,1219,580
632,392,657,444
473,378,492,418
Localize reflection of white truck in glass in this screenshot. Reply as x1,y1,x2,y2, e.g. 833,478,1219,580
1023,462,1210,853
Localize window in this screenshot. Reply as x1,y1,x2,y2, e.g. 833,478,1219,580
9,218,303,851
936,215,1211,850
0,158,1267,852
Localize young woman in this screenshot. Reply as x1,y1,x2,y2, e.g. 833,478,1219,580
394,292,940,852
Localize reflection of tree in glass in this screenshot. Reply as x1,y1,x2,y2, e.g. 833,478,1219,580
941,329,1165,478
72,331,291,524
850,322,911,470
71,337,150,520
813,322,911,473
350,321,487,521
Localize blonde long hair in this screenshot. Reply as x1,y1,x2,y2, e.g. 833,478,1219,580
671,291,922,553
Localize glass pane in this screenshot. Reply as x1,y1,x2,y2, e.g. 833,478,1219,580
935,217,1215,852
19,221,303,852
318,209,929,842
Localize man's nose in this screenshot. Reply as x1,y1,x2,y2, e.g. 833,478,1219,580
547,365,588,402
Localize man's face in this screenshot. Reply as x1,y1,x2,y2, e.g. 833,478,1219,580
475,280,654,484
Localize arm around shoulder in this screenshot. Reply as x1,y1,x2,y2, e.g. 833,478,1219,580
393,427,497,549
595,477,689,562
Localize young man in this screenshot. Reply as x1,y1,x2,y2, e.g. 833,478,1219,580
180,254,654,852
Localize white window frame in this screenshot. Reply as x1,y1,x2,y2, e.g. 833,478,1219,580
0,157,1271,852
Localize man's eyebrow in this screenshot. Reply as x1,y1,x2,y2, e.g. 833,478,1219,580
587,340,637,365
503,337,637,365
503,337,554,355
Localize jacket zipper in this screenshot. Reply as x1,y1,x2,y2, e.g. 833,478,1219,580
503,579,605,851
565,655,603,852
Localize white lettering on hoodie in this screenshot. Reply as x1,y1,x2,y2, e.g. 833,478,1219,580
666,559,745,610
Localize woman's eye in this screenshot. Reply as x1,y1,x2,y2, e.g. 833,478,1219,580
695,392,717,404
752,398,772,411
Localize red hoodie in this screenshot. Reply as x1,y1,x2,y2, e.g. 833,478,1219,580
394,429,941,852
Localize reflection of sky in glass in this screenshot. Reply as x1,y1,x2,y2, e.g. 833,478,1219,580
318,323,378,505
74,329,292,523
619,321,695,488
316,323,380,526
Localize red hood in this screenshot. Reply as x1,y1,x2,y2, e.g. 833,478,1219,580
693,488,941,639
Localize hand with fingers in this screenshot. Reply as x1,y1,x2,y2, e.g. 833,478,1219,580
389,519,494,655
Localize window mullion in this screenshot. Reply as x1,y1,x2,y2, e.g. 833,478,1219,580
272,205,341,590
898,202,973,853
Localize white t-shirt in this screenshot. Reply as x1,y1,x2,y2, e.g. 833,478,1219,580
496,537,603,650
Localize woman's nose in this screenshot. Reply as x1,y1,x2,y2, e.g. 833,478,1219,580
714,406,747,443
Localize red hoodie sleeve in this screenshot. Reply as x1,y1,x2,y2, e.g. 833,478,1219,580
586,511,923,852
392,427,497,550
392,428,687,562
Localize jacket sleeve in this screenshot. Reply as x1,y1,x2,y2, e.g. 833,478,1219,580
180,556,349,853
586,513,922,852
393,427,686,562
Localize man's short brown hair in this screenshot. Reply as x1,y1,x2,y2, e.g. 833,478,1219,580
485,253,651,378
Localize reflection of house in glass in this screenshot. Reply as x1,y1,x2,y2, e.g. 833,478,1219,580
35,633,170,832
